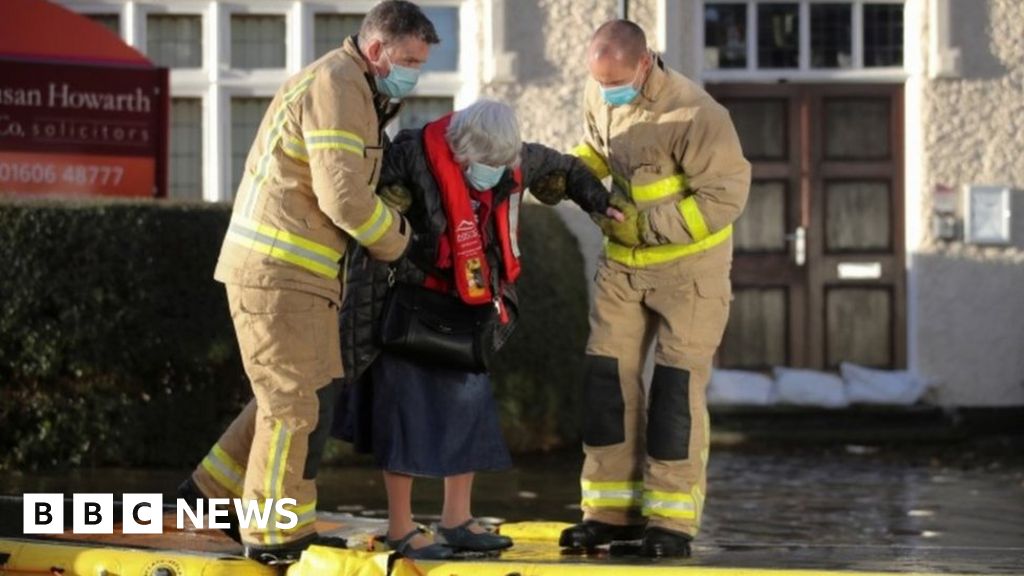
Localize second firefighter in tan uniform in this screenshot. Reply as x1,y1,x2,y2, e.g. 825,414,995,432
181,1,439,563
562,20,750,557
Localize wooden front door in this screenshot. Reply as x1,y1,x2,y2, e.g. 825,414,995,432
707,83,905,371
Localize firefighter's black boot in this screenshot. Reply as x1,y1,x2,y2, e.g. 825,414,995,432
244,532,347,565
559,521,645,549
640,527,692,558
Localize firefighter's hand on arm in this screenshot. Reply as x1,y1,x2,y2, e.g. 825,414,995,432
592,193,648,247
378,182,413,214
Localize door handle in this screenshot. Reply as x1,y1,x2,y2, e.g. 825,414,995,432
785,226,806,266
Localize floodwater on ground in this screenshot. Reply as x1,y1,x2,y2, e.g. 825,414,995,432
2,442,1022,573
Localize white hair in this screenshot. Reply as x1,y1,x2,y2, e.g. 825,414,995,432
445,99,521,167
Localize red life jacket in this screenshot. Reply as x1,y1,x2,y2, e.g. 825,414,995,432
422,113,522,323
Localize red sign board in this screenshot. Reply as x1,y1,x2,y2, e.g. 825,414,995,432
0,59,168,198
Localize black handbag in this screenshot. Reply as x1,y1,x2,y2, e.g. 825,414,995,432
378,282,497,373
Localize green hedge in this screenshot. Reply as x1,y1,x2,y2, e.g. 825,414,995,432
0,200,588,470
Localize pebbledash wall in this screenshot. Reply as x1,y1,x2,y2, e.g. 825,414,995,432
908,0,1024,406
482,0,1023,407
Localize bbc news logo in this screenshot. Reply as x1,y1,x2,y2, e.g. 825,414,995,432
23,493,299,534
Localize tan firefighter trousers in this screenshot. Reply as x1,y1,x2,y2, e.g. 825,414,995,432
580,262,731,538
191,285,344,547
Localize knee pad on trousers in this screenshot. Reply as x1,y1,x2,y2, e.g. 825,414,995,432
303,378,343,479
647,365,691,461
583,355,625,446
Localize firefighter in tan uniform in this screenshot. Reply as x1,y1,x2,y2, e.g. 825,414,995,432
176,2,438,564
560,20,751,557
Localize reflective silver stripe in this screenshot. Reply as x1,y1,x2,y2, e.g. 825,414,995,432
348,200,393,246
264,423,288,545
581,488,642,501
508,192,522,258
228,221,340,275
203,452,243,492
644,499,695,512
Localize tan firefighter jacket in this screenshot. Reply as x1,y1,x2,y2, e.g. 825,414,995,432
574,57,751,274
214,36,409,303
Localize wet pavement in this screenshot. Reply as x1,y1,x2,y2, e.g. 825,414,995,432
2,439,1022,574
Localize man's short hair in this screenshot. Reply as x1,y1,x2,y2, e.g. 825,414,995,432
590,19,648,64
360,0,440,45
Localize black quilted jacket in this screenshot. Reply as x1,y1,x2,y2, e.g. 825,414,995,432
337,128,611,387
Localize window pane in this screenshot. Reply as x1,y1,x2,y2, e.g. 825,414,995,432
231,15,286,69
735,180,787,252
421,7,459,72
314,13,362,59
864,3,903,67
811,3,852,68
757,3,799,68
703,3,747,69
724,98,787,159
398,97,454,130
825,181,891,252
147,15,202,68
827,288,892,368
169,98,203,201
824,98,890,159
87,14,121,37
720,288,788,369
231,98,271,196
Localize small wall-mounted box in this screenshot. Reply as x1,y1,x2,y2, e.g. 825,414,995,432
964,185,1012,245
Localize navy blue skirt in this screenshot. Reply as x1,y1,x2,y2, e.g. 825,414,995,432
340,352,512,478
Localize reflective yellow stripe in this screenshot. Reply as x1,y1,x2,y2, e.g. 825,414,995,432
628,173,688,203
347,197,394,246
580,480,643,510
281,136,309,163
242,73,315,217
643,490,697,520
304,129,365,155
262,421,292,545
606,225,732,267
571,143,610,179
226,216,342,278
286,500,318,532
200,459,243,497
678,196,711,241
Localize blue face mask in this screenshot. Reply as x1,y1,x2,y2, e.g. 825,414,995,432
600,65,644,106
375,51,420,99
465,162,506,191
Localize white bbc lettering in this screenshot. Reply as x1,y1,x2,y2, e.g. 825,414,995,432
208,498,233,530
274,498,298,530
22,493,64,535
122,493,164,535
176,497,204,530
72,493,114,534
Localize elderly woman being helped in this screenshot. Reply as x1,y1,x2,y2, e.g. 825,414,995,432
333,100,619,559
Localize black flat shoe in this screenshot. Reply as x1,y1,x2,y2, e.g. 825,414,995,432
243,532,347,565
176,477,241,544
386,527,454,560
558,521,645,549
640,527,692,558
435,519,513,552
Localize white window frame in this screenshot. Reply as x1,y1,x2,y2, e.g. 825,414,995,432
304,1,378,65
65,2,128,40
220,1,295,86
221,87,277,202
699,0,907,83
131,2,211,89
167,93,208,201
